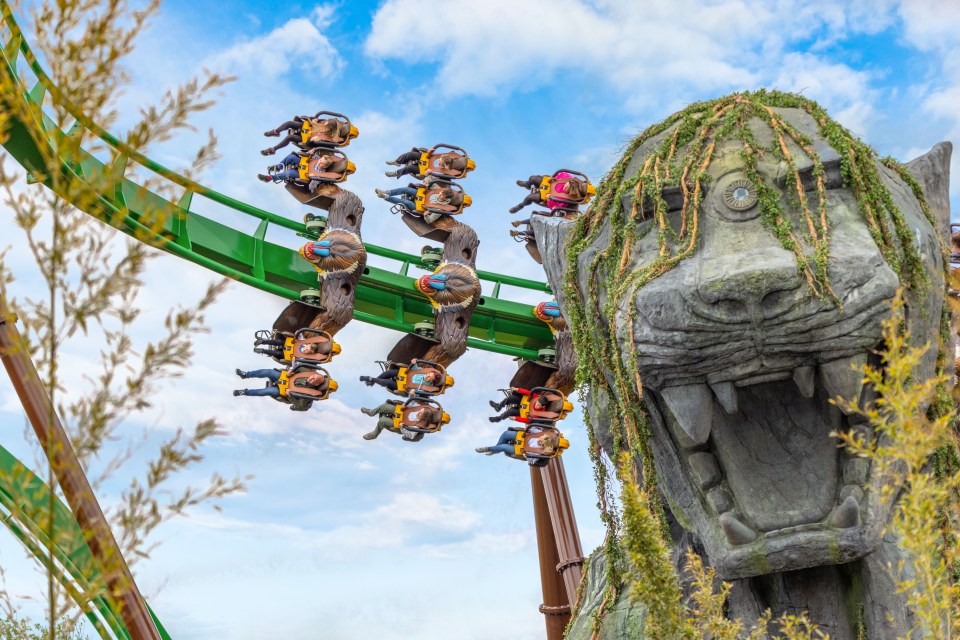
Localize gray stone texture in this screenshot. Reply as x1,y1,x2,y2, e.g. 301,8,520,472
532,108,952,636
564,549,648,640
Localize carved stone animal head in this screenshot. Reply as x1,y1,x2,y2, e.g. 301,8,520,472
537,92,951,580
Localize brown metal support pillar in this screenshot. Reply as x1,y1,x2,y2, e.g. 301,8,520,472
0,297,161,640
540,457,585,604
530,465,570,639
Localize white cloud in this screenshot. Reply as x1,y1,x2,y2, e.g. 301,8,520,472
770,53,878,135
205,6,343,79
363,0,895,115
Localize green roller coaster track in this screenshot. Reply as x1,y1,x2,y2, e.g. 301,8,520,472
0,2,557,638
0,444,172,640
0,1,554,362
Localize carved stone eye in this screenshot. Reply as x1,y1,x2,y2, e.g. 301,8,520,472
723,179,758,211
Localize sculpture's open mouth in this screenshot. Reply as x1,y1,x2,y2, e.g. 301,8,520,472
647,349,880,579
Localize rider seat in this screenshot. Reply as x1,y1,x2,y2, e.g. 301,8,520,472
301,111,359,148
509,424,570,466
413,181,471,215
517,387,572,424
287,328,340,366
277,366,337,401
297,150,355,184
417,144,475,180
537,169,595,206
394,398,450,434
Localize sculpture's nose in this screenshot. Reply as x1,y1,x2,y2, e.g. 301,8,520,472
696,247,803,322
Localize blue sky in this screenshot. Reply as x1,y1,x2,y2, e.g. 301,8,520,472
1,1,959,638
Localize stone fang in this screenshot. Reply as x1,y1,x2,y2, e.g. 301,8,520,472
709,381,738,414
660,384,713,446
792,366,815,399
719,512,757,545
828,495,861,529
819,355,867,414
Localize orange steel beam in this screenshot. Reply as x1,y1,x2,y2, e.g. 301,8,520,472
0,296,161,640
541,458,585,603
530,466,569,639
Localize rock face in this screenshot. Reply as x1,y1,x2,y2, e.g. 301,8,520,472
534,97,951,638
565,550,649,640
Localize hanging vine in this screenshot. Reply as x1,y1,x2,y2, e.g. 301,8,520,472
562,89,948,622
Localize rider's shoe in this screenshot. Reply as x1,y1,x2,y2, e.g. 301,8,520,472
508,205,523,214
384,170,398,178
362,431,379,440
515,180,529,188
475,446,491,454
257,174,272,183
385,160,401,166
374,189,389,200
488,400,503,410
359,375,375,386
233,389,247,396
260,147,276,156
360,407,377,416
235,368,247,378
263,129,280,137
509,230,521,238
510,220,524,228
489,415,503,423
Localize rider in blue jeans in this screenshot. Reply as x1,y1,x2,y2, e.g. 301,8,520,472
233,368,327,397
233,368,284,396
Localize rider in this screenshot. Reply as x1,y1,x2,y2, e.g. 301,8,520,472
488,394,557,423
359,401,443,440
475,429,560,456
232,367,328,397
257,152,347,184
385,152,468,178
374,185,463,211
253,340,329,360
359,400,402,440
261,117,345,155
359,358,442,392
488,388,523,418
509,172,585,214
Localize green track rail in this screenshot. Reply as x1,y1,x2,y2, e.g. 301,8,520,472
0,2,553,360
0,444,172,640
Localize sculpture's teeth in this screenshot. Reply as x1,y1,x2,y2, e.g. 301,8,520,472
720,512,757,545
828,494,861,529
709,381,738,414
819,355,867,414
660,384,713,446
792,365,815,399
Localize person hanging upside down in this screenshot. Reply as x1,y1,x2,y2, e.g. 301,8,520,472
359,359,443,392
385,151,468,178
261,117,344,155
359,401,444,440
232,368,328,397
475,429,559,456
360,400,402,440
374,185,462,211
489,394,559,423
509,172,585,214
253,340,328,360
257,152,347,184
386,147,425,168
488,388,523,421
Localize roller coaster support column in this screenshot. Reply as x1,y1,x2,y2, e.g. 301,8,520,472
0,296,161,640
541,458,584,601
530,466,569,639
